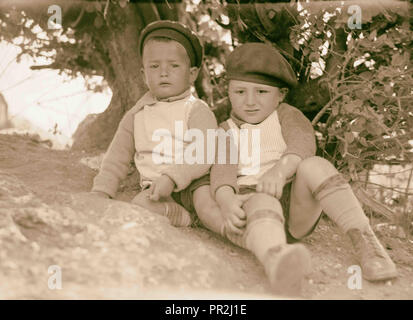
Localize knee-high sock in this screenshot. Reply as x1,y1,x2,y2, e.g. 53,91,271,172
244,210,286,263
313,174,370,233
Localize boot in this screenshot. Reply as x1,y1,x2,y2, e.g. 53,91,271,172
347,227,397,281
263,243,311,297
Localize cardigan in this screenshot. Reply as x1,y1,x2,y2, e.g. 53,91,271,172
210,102,316,197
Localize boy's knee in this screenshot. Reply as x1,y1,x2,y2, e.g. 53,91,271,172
243,193,283,218
242,194,285,240
312,174,350,200
297,156,337,179
193,186,219,217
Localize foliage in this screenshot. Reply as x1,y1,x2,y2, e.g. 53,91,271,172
0,0,138,92
294,11,412,172
288,4,413,232
183,0,233,118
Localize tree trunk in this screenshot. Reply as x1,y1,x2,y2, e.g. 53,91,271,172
71,2,180,152
0,92,10,130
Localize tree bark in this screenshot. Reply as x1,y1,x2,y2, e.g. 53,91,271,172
0,92,10,130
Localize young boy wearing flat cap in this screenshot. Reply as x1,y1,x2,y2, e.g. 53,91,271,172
196,43,397,295
91,20,217,227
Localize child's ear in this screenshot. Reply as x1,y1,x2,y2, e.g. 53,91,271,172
189,66,200,84
280,87,289,101
141,67,148,86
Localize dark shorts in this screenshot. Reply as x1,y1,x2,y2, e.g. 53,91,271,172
171,174,211,226
239,181,322,243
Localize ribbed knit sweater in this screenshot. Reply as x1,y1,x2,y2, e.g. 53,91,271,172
210,102,316,197
92,89,217,198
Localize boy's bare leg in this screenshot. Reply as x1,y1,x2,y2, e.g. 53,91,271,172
132,189,192,227
193,185,225,235
288,156,397,281
287,158,335,239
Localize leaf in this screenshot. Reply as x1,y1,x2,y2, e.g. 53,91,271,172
309,52,320,62
119,0,128,8
391,53,404,66
302,47,309,56
372,95,386,106
366,120,383,136
85,2,95,13
95,2,103,11
359,137,368,147
345,132,355,144
359,71,373,81
343,103,354,114
407,116,413,128
353,99,363,110
310,38,323,50
355,89,369,101
377,34,387,43
385,38,395,49
94,16,104,29
351,117,366,132
384,84,392,96
291,41,300,51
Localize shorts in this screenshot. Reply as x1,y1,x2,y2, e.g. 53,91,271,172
171,174,211,226
239,181,322,244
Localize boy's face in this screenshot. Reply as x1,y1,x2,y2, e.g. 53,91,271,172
228,80,288,124
141,40,199,99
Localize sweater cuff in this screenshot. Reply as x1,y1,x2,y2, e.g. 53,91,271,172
283,149,311,160
162,168,192,192
211,181,239,200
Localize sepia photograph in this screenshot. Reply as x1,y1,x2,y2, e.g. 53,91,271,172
0,0,412,305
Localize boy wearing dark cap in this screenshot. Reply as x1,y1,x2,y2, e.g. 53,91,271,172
197,43,397,295
91,20,217,227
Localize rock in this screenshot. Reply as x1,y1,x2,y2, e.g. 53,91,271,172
80,153,105,171
0,171,274,299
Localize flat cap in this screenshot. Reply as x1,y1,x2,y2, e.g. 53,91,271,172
226,43,298,88
138,20,204,68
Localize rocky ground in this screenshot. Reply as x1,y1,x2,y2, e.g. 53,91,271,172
1,133,412,300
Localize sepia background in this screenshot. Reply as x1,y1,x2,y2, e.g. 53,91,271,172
0,0,412,299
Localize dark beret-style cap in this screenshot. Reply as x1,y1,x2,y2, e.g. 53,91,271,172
138,20,204,68
226,43,298,88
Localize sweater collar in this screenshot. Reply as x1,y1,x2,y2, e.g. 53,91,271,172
144,88,192,106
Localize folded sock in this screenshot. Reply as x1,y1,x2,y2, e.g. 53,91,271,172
163,201,192,227
314,178,370,233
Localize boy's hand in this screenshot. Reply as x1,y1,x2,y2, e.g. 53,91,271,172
90,191,111,199
216,186,252,235
149,175,176,201
221,194,253,235
257,154,302,198
256,166,287,199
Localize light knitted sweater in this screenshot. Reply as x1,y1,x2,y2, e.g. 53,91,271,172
92,89,217,198
226,109,287,186
210,102,316,197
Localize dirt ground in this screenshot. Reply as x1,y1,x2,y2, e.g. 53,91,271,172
1,133,412,300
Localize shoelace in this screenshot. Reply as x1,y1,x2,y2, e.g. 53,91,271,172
363,231,387,260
